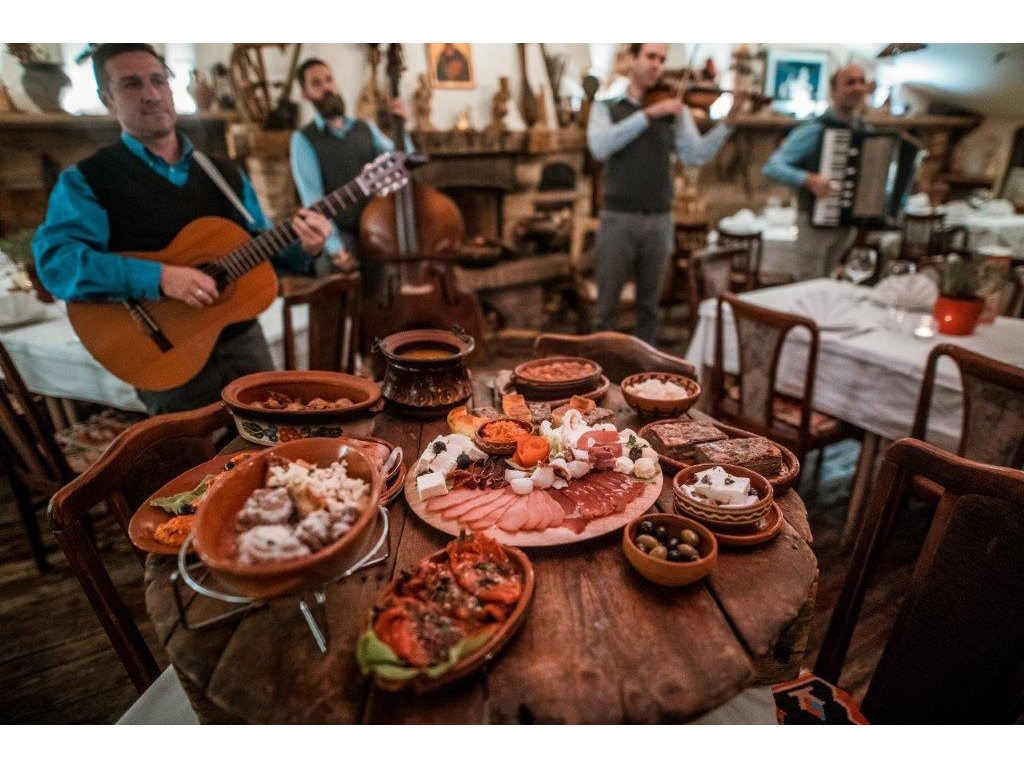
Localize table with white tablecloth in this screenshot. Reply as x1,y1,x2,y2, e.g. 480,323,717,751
686,278,1024,450
0,298,308,413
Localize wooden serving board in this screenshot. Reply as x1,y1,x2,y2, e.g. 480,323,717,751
404,470,663,548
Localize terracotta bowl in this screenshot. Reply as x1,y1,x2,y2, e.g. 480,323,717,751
473,418,534,456
623,513,717,587
621,371,701,421
222,371,381,446
512,356,603,399
672,463,773,527
193,438,383,601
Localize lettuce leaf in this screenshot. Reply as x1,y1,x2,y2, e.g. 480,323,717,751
150,476,213,515
356,626,492,681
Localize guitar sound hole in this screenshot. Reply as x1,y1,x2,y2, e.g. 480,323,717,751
198,262,230,292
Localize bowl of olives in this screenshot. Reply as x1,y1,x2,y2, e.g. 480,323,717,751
622,513,717,587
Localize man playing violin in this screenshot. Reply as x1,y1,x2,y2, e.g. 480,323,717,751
33,43,332,415
762,64,868,279
291,58,413,296
587,43,747,345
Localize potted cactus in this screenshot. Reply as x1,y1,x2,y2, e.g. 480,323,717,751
932,255,994,336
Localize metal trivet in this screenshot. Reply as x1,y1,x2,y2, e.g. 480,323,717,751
170,505,390,654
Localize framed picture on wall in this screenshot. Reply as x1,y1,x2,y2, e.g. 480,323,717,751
426,43,475,89
765,50,829,104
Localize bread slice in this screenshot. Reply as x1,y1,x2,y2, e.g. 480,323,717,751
693,437,783,476
648,420,728,459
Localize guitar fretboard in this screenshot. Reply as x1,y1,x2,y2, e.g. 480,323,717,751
205,176,367,282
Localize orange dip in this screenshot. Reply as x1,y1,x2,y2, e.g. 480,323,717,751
481,419,530,443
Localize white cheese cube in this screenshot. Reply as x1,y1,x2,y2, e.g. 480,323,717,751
416,471,448,500
428,452,457,477
693,466,751,505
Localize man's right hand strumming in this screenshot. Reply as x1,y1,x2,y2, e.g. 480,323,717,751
160,265,219,308
644,97,683,120
806,173,833,199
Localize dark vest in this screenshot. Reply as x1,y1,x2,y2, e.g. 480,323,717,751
299,120,377,231
77,138,249,253
793,112,863,214
601,99,675,214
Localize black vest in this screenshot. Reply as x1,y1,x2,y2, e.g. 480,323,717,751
299,120,377,231
601,99,675,214
77,137,249,252
793,112,863,214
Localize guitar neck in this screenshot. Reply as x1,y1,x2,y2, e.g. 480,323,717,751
213,177,367,281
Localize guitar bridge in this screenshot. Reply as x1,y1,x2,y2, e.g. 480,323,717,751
122,299,173,353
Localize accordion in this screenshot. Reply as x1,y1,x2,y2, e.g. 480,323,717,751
812,127,923,228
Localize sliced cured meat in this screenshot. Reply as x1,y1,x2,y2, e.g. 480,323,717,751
576,430,621,450
425,487,476,513
533,491,564,531
468,498,515,531
497,496,530,532
458,490,517,524
521,491,548,531
440,488,507,521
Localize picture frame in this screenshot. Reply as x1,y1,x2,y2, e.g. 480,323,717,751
426,43,475,90
765,50,829,104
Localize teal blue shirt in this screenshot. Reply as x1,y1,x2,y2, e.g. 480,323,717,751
33,131,308,302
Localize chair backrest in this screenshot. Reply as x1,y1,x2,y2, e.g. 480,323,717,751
815,438,1024,723
715,231,762,291
926,225,969,257
712,292,821,448
688,245,744,307
281,274,360,373
533,331,696,384
0,339,73,485
901,212,946,261
911,343,1024,469
1004,265,1024,318
46,402,233,693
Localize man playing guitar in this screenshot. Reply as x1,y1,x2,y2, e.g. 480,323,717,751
33,44,332,415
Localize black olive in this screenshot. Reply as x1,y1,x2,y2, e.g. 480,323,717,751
667,537,681,550
456,453,471,469
180,502,194,515
666,549,684,562
629,446,643,461
432,440,446,454
639,519,655,535
655,525,669,542
224,461,236,470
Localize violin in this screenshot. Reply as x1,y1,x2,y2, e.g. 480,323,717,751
643,80,773,111
359,44,464,283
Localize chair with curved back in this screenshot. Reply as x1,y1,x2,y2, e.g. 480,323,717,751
710,292,853,485
686,245,742,329
779,439,1024,723
532,331,696,385
280,273,361,373
47,402,233,693
715,229,762,292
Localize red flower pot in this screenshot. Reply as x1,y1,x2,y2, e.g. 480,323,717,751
933,296,984,336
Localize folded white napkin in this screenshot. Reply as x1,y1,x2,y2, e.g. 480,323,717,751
0,291,51,328
939,200,972,226
905,192,932,214
792,289,859,330
978,199,1014,218
719,208,763,236
871,273,938,311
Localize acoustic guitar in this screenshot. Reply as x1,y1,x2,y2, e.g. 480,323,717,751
67,151,421,391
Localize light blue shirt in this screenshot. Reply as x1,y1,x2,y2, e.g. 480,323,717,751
289,115,414,256
762,108,864,189
586,95,731,166
33,131,308,302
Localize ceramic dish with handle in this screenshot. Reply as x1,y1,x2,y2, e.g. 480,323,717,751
222,371,381,446
622,513,717,587
621,371,701,421
672,463,773,527
193,438,383,601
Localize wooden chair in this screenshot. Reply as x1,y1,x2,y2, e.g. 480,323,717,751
46,402,233,693
533,331,696,384
1007,266,1024,318
280,273,360,373
911,344,1024,470
901,211,946,262
793,439,1024,723
925,225,969,257
662,221,709,313
715,229,762,292
686,245,742,329
710,292,853,485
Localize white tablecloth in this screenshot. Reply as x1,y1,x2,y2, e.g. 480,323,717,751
0,298,308,413
962,213,1024,258
685,279,1024,448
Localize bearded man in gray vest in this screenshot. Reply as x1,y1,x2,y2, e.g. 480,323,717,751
587,43,747,345
290,58,412,297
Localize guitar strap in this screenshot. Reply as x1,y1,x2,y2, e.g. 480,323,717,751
192,150,258,229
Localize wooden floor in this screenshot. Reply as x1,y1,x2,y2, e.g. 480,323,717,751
0,330,932,723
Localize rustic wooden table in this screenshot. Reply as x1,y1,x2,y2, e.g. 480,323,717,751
144,373,818,723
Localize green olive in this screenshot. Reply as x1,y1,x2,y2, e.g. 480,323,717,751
635,534,660,550
650,545,668,560
680,529,700,547
637,542,649,554
677,543,700,561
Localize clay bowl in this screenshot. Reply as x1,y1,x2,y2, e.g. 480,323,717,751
376,329,476,419
193,438,383,601
512,356,603,399
621,371,701,421
623,513,717,587
222,371,381,446
473,418,534,456
672,463,773,527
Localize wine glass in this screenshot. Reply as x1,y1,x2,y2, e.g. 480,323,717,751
881,260,916,330
843,247,878,286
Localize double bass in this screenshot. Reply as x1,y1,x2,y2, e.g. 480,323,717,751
359,44,464,283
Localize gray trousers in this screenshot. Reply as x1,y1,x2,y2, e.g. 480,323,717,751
136,321,274,415
795,210,857,281
591,209,673,345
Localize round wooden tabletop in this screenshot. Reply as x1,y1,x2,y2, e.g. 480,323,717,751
144,375,818,724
